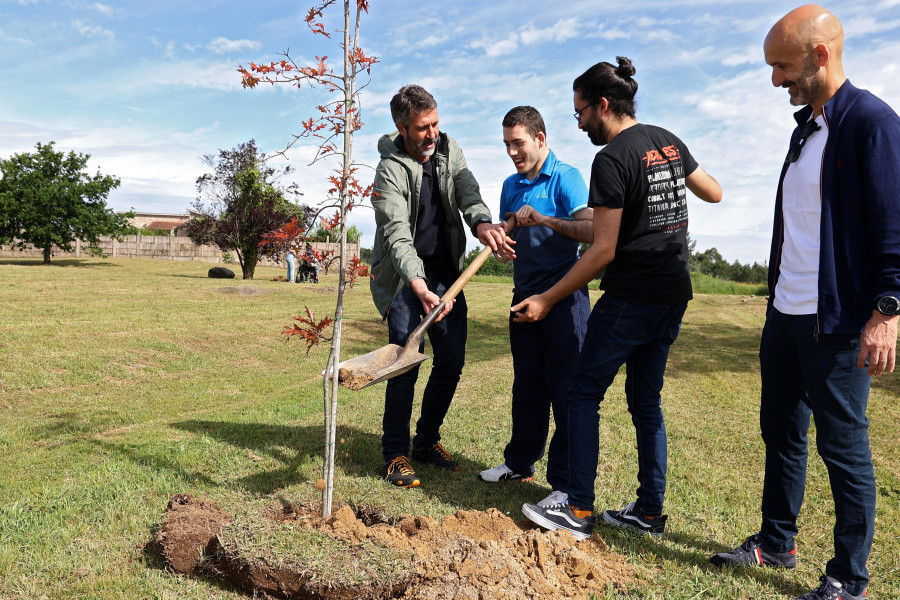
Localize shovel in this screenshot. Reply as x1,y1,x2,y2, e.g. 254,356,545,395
336,217,514,390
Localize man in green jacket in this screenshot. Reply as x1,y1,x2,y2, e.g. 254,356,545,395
370,84,508,487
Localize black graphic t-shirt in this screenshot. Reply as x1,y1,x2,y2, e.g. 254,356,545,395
589,123,698,304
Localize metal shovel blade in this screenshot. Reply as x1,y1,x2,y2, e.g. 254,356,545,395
336,344,429,391
336,217,515,391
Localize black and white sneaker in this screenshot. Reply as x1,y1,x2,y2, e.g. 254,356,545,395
797,575,866,599
478,463,534,482
710,533,797,569
522,501,595,541
602,501,667,537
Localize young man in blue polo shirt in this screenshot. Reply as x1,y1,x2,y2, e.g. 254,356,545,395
479,106,594,507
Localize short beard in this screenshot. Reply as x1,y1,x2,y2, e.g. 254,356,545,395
788,56,824,106
418,141,436,157
588,120,609,146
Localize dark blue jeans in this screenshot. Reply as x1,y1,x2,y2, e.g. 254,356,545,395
567,294,687,515
382,274,467,460
759,308,874,595
506,287,589,491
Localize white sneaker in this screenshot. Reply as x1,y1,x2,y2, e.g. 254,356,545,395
537,490,568,507
478,463,534,482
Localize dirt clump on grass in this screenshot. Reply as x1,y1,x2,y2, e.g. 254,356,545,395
157,495,636,599
155,493,232,575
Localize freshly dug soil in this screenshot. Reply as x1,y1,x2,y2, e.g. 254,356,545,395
338,367,376,390
156,495,636,599
155,493,232,575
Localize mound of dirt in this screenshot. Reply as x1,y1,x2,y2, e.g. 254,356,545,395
157,495,636,600
155,493,232,575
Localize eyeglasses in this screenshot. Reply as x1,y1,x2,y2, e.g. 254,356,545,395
573,103,597,121
785,119,821,164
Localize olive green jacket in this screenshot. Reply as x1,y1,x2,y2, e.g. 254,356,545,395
369,131,492,317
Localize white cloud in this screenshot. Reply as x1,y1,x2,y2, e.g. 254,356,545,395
0,29,34,45
592,27,632,41
90,2,114,17
843,16,900,37
519,17,579,45
472,17,582,57
112,59,248,93
721,47,758,67
72,19,113,40
481,37,518,57
207,37,261,55
419,34,448,48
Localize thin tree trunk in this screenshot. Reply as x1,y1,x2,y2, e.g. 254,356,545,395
42,246,51,264
320,0,358,519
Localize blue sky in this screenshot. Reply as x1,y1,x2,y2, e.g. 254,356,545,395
2,0,899,263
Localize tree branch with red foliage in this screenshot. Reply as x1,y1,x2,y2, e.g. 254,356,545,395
282,307,334,354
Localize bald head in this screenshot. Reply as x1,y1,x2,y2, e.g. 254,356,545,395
766,4,843,61
764,4,847,114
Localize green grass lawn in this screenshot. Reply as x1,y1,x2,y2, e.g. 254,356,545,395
1,257,898,599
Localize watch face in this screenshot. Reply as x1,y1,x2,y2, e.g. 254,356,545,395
878,296,900,315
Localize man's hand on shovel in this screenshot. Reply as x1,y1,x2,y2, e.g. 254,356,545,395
477,221,516,262
411,277,454,323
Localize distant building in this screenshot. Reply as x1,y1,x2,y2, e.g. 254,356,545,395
122,211,198,236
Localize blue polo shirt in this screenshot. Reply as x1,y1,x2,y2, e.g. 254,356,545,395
500,150,589,295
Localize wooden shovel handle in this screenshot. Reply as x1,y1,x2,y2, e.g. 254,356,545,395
403,216,515,351
440,216,516,303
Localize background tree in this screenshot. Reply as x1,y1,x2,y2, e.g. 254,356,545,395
239,0,376,517
0,141,131,264
690,242,768,284
184,140,310,279
463,246,514,277
307,221,362,244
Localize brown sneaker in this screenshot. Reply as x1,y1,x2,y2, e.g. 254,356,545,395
381,456,421,487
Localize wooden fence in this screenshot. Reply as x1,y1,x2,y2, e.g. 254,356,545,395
0,234,359,266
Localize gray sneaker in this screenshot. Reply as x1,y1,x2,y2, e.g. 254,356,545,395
537,490,568,507
797,575,866,600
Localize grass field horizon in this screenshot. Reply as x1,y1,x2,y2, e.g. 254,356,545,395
1,257,898,599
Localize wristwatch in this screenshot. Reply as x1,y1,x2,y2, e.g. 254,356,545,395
876,295,900,316
471,217,492,236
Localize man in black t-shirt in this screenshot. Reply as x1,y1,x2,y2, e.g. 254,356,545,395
516,57,722,541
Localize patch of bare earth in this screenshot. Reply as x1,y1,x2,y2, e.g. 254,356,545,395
155,494,636,599
217,285,271,295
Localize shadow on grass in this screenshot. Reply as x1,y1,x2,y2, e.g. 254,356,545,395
669,321,762,375
0,258,119,268
88,436,221,489
600,527,809,598
154,420,553,516
31,410,108,439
